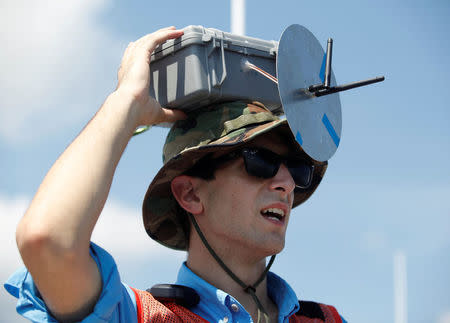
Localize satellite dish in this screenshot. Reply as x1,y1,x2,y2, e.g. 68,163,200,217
244,24,384,161
277,24,341,162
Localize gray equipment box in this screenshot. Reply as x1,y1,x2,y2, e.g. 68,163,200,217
150,25,282,113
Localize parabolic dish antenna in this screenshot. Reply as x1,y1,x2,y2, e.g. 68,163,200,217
244,24,384,161
277,24,341,162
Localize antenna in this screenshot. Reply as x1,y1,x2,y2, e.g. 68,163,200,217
324,38,332,88
307,37,384,97
240,24,385,161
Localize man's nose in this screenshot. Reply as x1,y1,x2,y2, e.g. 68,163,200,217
269,163,296,195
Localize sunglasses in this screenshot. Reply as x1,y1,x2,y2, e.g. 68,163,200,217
214,147,315,190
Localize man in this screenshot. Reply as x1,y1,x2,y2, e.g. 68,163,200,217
5,27,346,322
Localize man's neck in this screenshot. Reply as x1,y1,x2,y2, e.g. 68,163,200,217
186,236,278,321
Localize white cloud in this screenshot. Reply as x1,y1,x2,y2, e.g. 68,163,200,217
0,195,29,323
92,199,183,258
0,194,183,321
438,311,450,323
0,0,122,145
0,195,28,271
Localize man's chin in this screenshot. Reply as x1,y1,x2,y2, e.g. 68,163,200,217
255,238,285,257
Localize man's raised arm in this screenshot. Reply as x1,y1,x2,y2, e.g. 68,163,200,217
15,27,185,322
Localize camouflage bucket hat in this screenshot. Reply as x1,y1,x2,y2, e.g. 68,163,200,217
142,101,327,250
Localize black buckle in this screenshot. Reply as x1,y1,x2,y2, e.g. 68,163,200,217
148,284,200,308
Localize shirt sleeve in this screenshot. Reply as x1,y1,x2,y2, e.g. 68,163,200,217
3,242,138,323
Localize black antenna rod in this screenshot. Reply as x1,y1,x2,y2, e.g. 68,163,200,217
314,76,385,97
324,38,333,88
307,37,385,97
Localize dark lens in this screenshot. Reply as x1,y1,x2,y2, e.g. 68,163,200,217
242,149,279,178
287,161,313,188
242,148,313,188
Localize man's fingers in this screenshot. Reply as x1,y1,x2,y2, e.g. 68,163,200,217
150,27,184,44
135,26,177,44
157,108,187,124
142,97,186,125
135,27,184,53
125,27,183,65
123,42,135,58
155,26,178,32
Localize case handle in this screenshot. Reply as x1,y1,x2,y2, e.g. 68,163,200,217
208,36,227,88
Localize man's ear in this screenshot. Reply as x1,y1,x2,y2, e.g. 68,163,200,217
171,175,204,215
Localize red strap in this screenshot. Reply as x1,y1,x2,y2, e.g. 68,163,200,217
164,302,210,323
130,287,208,323
326,305,342,323
130,287,143,323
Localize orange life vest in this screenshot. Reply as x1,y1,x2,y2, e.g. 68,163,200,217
131,287,343,323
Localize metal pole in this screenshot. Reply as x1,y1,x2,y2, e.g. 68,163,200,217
231,0,246,35
394,250,408,323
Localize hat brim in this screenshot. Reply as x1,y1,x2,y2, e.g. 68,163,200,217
142,119,327,250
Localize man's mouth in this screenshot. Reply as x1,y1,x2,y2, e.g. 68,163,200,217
261,207,285,222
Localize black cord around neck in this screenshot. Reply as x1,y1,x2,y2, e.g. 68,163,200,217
187,212,275,322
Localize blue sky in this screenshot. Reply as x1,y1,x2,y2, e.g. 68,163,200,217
1,1,449,322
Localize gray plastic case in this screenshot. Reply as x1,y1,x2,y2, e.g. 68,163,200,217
150,25,281,113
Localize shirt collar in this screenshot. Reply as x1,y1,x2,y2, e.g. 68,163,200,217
176,262,299,321
266,271,300,320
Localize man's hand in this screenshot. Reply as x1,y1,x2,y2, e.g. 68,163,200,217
116,26,186,126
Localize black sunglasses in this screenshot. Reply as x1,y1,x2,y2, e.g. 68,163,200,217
214,147,315,190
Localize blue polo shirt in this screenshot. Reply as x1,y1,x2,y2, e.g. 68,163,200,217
176,263,299,322
4,243,345,322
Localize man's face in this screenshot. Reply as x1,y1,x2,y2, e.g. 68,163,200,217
194,133,296,258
